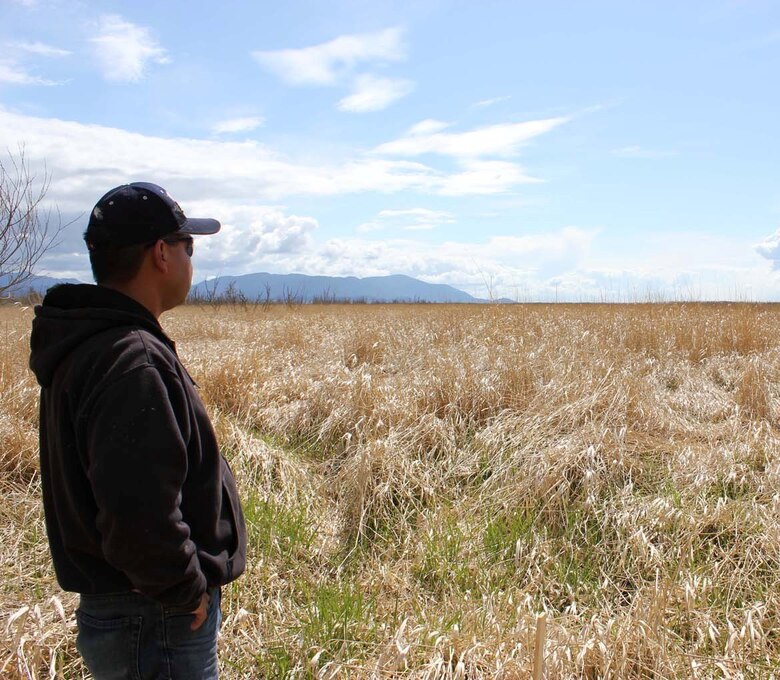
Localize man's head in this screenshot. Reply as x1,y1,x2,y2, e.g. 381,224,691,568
84,182,220,312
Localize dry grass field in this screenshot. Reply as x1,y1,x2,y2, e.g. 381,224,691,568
3,301,780,678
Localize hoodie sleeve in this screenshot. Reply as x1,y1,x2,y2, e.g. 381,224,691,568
84,365,207,609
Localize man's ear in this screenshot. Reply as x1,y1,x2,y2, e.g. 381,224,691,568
150,240,169,273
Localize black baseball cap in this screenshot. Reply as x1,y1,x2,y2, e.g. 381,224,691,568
84,182,221,248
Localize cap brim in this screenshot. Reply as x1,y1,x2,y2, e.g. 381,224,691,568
179,217,221,235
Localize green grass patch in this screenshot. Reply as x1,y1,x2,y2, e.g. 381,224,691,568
413,512,479,596
296,582,377,668
258,430,324,460
480,503,614,606
243,645,296,680
242,494,316,565
483,506,536,562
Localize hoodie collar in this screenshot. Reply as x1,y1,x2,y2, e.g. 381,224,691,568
29,283,177,388
41,284,161,327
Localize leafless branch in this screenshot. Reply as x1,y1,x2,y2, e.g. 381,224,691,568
0,146,65,298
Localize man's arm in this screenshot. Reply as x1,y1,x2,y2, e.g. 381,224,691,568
84,365,207,609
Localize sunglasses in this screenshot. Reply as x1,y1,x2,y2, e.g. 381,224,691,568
146,235,194,257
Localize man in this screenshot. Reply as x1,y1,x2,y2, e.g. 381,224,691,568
29,182,247,679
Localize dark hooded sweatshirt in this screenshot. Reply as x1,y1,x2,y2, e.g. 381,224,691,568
29,283,246,610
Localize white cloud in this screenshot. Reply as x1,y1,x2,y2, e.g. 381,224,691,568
378,208,454,221
0,40,69,86
437,161,542,195
355,222,382,234
590,230,763,276
89,15,169,83
337,74,413,112
472,96,510,108
376,117,569,158
0,109,538,212
755,229,780,268
577,229,771,301
186,204,318,273
407,119,451,135
358,208,456,233
253,27,405,86
212,116,265,135
39,204,320,283
11,41,71,57
244,210,316,253
1,107,571,286
0,60,57,85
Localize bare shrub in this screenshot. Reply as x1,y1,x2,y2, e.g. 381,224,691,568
0,148,66,299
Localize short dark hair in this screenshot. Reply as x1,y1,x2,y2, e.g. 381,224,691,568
88,243,149,285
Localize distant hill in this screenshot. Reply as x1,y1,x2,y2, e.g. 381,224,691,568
0,273,84,298
0,271,510,303
190,272,490,303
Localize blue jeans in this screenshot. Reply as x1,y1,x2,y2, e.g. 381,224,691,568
75,588,221,680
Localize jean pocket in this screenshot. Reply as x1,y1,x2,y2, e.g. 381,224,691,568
161,600,220,678
75,609,143,680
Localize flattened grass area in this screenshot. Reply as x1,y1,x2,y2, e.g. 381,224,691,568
4,302,780,677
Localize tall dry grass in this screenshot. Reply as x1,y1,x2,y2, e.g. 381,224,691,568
4,301,780,678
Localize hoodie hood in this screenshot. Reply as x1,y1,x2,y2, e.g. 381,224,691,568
29,283,174,388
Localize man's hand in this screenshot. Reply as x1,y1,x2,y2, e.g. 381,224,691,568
190,591,210,631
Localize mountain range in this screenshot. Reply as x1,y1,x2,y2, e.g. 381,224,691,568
0,274,83,299
2,272,507,303
190,272,492,303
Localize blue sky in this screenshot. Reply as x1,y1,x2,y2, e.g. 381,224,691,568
1,0,779,300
